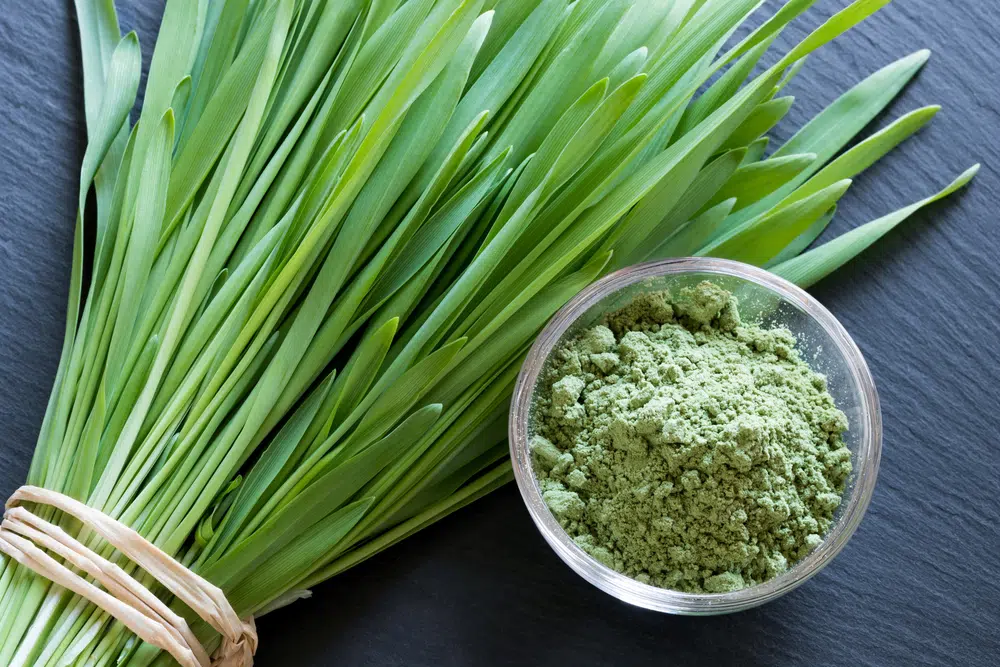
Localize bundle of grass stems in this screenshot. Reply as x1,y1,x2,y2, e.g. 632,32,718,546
0,0,976,664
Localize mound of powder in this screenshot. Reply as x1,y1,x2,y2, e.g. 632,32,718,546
531,282,851,593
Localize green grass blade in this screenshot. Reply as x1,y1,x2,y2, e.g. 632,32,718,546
323,0,437,137
773,166,979,287
703,152,816,214
428,0,564,178
221,403,443,578
746,49,929,217
612,0,762,139
773,105,940,211
765,204,837,266
714,49,932,237
657,197,738,258
631,148,747,264
705,179,852,264
79,33,141,235
205,377,333,559
179,0,250,151
592,0,675,79
306,463,512,585
231,498,374,616
366,151,510,311
73,0,123,130
351,339,468,448
105,110,175,391
676,37,772,138
163,10,275,233
741,136,769,164
718,95,794,153
431,251,613,407
487,0,628,167
606,46,648,90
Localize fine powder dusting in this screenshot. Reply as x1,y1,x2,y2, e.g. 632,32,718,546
531,282,852,593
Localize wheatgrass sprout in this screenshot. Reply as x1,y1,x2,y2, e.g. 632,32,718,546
0,0,975,664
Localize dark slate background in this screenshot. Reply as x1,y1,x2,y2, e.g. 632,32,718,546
2,1,998,665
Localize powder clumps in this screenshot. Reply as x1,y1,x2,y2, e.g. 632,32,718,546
532,281,851,594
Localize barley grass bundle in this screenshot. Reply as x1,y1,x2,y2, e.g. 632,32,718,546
0,0,976,664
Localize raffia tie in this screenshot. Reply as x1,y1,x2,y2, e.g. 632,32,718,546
0,486,257,667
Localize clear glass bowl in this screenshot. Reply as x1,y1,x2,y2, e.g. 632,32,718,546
509,258,882,615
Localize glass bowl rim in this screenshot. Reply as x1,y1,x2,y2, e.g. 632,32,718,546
508,257,882,615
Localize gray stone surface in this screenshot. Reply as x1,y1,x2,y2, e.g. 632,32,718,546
1,1,998,665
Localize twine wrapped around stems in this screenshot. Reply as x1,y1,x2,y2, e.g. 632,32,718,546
0,486,256,667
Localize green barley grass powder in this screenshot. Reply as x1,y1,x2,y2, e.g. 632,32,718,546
531,282,852,593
